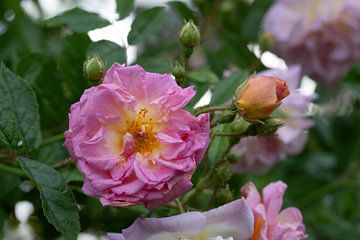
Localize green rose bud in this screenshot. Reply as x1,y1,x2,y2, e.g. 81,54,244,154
226,153,240,164
83,56,104,83
216,162,233,184
258,31,275,52
172,61,186,79
179,20,201,48
217,185,233,203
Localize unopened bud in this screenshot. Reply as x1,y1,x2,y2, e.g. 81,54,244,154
218,110,236,124
216,162,233,184
217,185,233,203
226,153,240,164
255,117,284,136
179,20,201,48
235,76,290,120
83,56,104,83
172,61,186,79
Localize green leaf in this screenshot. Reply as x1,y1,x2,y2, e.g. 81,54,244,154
0,63,41,151
116,0,134,20
128,7,166,45
188,70,219,85
44,7,110,33
59,34,91,101
59,168,83,183
207,124,231,168
15,53,46,85
168,1,196,21
87,40,127,68
19,158,80,240
211,71,248,105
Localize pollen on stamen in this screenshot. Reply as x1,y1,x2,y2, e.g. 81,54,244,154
126,108,159,155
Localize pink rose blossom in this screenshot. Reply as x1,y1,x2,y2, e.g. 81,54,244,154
231,66,315,173
241,181,306,240
64,64,210,208
108,199,254,240
263,0,360,84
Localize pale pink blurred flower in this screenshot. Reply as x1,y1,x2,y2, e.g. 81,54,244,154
64,64,210,208
263,0,360,84
241,181,307,240
231,66,314,173
108,199,254,240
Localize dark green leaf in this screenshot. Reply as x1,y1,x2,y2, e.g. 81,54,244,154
59,168,83,183
87,40,127,68
16,53,46,85
207,124,231,168
211,70,248,105
19,158,80,240
168,1,196,21
0,63,41,151
128,7,166,45
44,7,110,33
58,34,91,101
116,0,134,20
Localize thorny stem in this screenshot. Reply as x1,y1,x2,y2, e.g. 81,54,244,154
52,158,75,169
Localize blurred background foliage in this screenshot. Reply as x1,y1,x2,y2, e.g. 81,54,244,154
0,0,360,239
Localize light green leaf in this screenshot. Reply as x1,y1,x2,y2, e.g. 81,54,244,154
44,7,110,33
116,0,134,20
87,40,127,68
19,158,80,240
128,7,166,45
0,63,41,151
211,71,248,105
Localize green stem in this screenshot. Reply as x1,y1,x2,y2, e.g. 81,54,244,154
195,105,229,116
207,184,219,210
39,133,64,148
176,198,185,213
0,163,26,178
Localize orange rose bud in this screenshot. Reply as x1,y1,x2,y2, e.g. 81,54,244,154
235,76,290,120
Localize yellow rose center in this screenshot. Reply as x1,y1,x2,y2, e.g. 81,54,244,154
126,108,159,155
